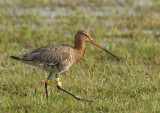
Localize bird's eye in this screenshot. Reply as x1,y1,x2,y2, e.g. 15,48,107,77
84,34,88,37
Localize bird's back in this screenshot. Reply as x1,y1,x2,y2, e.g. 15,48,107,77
11,44,75,74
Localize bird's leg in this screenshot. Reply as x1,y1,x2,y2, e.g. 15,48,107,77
45,72,52,100
55,74,93,102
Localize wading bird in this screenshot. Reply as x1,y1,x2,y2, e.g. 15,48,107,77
10,30,118,102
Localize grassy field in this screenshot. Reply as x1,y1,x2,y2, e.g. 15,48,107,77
1,0,160,112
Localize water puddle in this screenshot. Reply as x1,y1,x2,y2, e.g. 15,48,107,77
1,0,159,24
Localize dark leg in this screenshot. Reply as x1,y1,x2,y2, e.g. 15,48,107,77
45,72,52,100
56,74,92,102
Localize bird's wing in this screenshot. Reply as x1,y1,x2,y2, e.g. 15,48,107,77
19,45,71,66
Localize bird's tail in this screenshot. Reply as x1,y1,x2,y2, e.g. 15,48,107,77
10,56,21,60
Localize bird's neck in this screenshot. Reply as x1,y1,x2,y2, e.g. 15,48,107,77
74,39,86,61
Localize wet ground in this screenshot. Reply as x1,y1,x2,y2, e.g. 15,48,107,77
1,1,160,112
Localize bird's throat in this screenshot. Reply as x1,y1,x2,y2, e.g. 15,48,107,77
74,40,86,61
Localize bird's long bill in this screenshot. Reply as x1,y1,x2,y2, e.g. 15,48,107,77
90,40,118,59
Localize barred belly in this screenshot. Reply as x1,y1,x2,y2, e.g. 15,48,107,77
37,62,72,74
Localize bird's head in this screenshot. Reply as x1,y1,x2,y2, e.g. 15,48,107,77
75,30,92,42
74,30,119,60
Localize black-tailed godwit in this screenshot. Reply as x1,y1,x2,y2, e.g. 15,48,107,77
11,30,118,102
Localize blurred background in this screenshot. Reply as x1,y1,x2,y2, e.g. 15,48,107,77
0,0,160,112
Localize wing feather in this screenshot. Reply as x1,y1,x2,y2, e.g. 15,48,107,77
20,45,71,66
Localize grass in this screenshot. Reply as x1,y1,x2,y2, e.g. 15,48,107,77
0,0,160,112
